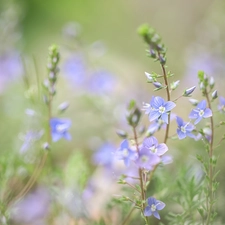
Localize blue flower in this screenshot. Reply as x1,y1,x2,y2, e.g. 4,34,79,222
176,116,195,139
135,147,160,170
218,96,225,113
144,197,165,219
117,140,138,167
92,143,115,169
143,136,168,156
189,100,212,124
50,118,72,142
144,96,176,124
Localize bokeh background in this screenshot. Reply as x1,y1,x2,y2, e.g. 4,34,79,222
1,0,225,224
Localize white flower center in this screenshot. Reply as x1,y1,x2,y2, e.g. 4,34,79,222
149,146,157,153
181,126,186,133
159,106,165,114
56,124,68,133
199,110,204,117
141,155,148,163
122,149,129,157
151,204,156,212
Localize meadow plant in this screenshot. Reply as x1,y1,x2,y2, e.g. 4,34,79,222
1,18,225,225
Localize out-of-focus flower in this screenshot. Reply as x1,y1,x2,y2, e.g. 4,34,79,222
117,140,138,167
189,100,212,124
10,187,50,223
143,96,176,124
92,143,116,169
218,96,225,113
88,70,116,95
142,136,168,156
20,130,44,153
50,118,72,142
135,147,160,170
144,197,165,219
63,54,86,85
176,116,195,139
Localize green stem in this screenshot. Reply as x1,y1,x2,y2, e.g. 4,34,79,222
205,90,214,225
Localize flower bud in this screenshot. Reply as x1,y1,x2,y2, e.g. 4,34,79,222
212,90,218,99
145,72,154,82
189,98,199,106
58,102,70,112
171,80,180,90
209,77,215,89
183,86,196,97
200,82,206,91
116,129,127,139
153,82,163,89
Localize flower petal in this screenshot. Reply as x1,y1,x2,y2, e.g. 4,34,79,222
164,101,176,111
149,110,160,122
197,100,206,109
143,136,158,148
194,116,202,125
189,110,198,119
153,211,160,219
177,129,186,139
176,116,184,127
152,96,165,108
161,113,168,124
157,143,168,156
144,206,152,217
203,108,212,118
156,200,166,210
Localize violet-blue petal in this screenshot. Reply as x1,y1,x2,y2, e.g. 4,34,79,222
161,113,168,124
203,108,212,118
152,96,164,108
177,129,186,139
149,110,160,122
164,101,176,111
156,200,166,210
144,206,152,217
157,143,168,155
197,100,207,109
153,211,160,219
189,110,198,119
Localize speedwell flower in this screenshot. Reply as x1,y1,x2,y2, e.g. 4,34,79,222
117,140,138,167
218,96,225,113
135,147,160,170
176,116,195,139
143,136,168,156
50,118,72,142
144,96,176,124
189,100,212,124
144,197,166,219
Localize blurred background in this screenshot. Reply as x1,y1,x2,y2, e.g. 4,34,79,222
1,0,225,224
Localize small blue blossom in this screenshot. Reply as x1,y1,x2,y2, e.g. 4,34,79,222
135,147,161,170
144,197,165,219
189,100,212,124
117,140,138,167
218,96,225,113
50,118,72,142
92,143,115,169
176,116,195,139
143,96,176,124
143,136,168,156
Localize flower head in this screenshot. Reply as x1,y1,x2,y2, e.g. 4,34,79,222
176,116,195,139
135,147,160,170
189,100,212,124
144,96,176,124
143,136,168,156
117,140,138,167
50,118,72,142
144,197,165,219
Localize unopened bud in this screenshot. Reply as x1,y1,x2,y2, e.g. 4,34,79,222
153,82,163,89
212,90,218,99
189,98,199,106
58,102,70,112
145,72,154,82
209,77,215,89
171,80,180,90
43,142,50,150
183,86,196,97
116,129,127,138
200,82,205,91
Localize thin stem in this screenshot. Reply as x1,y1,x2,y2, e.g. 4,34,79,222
121,206,136,225
125,182,141,194
132,126,149,224
205,89,214,225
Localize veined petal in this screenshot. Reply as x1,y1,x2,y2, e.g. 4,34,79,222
197,100,206,109
177,129,186,139
121,139,129,149
143,136,158,148
189,110,198,119
157,143,168,156
152,96,164,108
149,110,160,122
194,116,202,125
176,116,184,127
203,108,212,118
164,101,176,111
156,200,166,210
185,123,195,131
161,113,168,124
153,211,160,219
144,206,152,217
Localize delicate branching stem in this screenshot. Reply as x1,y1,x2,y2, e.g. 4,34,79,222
132,126,149,224
125,182,141,194
205,90,214,225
